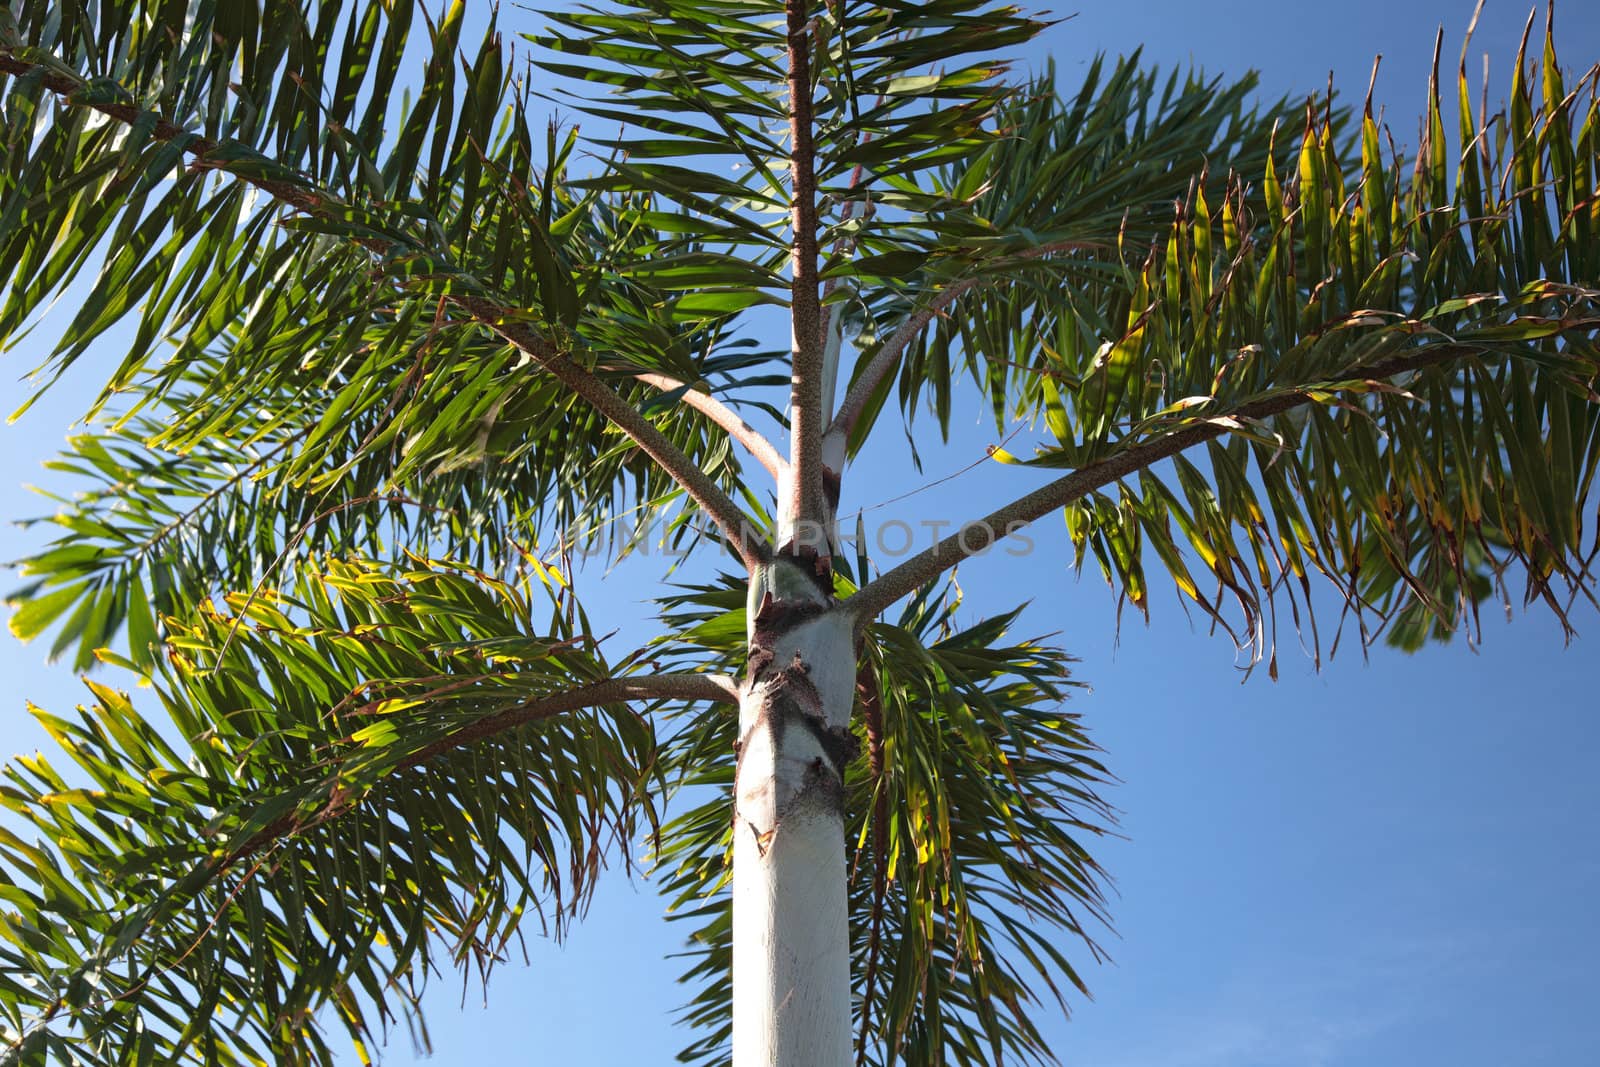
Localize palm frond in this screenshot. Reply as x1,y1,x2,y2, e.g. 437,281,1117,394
1,555,729,1065
652,575,1113,1066
849,28,1600,662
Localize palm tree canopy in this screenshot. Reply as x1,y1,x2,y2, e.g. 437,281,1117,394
1,1,1596,1064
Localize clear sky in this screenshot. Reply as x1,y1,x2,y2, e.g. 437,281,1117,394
3,2,1598,1065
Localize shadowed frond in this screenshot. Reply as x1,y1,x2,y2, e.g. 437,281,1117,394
652,576,1112,1066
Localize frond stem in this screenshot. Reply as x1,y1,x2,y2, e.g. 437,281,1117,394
819,158,873,429
635,372,788,480
785,0,826,530
825,240,1103,450
458,298,770,567
221,673,739,870
848,344,1474,621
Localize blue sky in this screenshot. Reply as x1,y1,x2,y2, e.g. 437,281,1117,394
3,2,1599,1064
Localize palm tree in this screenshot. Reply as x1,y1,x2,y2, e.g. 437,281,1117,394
2,0,1597,1063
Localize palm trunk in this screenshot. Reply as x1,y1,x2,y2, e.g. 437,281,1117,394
732,551,856,1066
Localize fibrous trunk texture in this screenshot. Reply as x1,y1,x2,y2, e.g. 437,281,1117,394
732,550,856,1066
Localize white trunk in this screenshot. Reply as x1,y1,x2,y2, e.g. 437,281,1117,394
732,555,856,1067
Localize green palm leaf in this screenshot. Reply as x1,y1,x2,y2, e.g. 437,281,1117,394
1,554,731,1064
652,575,1112,1066
848,28,1600,665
